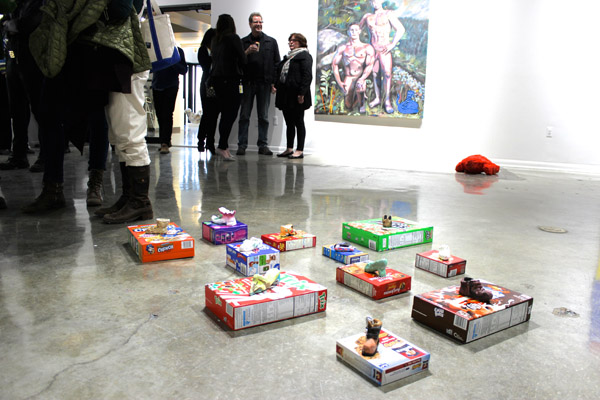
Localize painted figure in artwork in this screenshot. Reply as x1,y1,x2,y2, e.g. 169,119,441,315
332,24,375,114
360,0,405,114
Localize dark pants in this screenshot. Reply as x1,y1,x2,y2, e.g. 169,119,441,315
0,74,12,151
210,78,241,150
87,107,109,171
237,80,271,149
283,107,306,151
152,86,178,146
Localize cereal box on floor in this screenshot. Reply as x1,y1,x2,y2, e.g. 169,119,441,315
342,217,433,251
128,223,194,262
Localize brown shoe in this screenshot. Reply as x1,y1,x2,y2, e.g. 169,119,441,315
459,277,493,303
159,144,170,154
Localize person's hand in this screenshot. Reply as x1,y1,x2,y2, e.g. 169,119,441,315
297,95,304,104
246,44,259,55
271,84,276,94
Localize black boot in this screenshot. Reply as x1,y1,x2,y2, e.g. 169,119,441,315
103,165,153,224
86,169,104,207
94,162,129,217
21,182,66,213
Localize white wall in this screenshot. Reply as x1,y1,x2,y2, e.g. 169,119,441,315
162,0,600,173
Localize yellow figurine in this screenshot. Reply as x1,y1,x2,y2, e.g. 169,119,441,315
249,269,281,295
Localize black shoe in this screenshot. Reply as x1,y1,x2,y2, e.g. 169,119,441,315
29,158,44,173
288,153,304,159
21,182,66,213
277,150,293,158
0,157,29,170
258,147,273,156
236,148,246,156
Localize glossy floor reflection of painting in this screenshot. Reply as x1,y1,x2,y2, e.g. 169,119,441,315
0,144,599,399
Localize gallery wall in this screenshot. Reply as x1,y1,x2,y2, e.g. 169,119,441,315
160,0,600,174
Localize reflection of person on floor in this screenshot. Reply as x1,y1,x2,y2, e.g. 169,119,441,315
360,0,405,114
332,24,375,114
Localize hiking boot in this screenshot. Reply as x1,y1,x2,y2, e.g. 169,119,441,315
258,146,273,156
0,157,29,170
94,162,129,217
103,165,153,224
21,182,66,213
459,277,493,303
86,169,104,207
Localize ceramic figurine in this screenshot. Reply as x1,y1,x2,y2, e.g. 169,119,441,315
239,237,262,252
211,207,237,226
334,242,355,252
145,218,170,234
459,277,493,303
249,268,280,295
362,316,383,357
364,259,387,277
382,215,392,227
438,244,451,261
280,224,295,236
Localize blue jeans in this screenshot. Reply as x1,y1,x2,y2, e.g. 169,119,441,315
237,81,271,149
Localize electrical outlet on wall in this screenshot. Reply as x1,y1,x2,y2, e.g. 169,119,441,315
546,126,554,138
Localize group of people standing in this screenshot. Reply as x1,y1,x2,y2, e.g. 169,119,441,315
196,12,313,161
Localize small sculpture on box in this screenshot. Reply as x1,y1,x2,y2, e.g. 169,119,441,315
280,224,296,237
334,242,355,252
211,207,237,226
382,215,392,227
362,316,383,357
249,268,280,295
239,237,262,252
364,259,387,277
145,218,170,234
438,244,451,261
459,277,493,303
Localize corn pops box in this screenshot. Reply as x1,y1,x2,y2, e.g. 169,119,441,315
205,272,327,330
336,328,430,385
415,250,466,278
336,262,411,300
411,281,534,343
128,223,195,262
342,217,433,251
322,244,369,265
261,230,316,252
202,221,248,245
226,241,280,276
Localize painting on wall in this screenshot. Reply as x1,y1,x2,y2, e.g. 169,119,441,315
315,0,430,120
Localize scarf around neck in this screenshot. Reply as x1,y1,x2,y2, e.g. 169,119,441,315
280,47,308,83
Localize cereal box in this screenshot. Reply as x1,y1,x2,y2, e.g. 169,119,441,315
415,250,466,278
411,281,534,343
342,217,433,252
336,262,411,300
128,223,194,262
322,244,369,265
261,230,316,252
336,328,430,386
205,272,327,330
202,221,248,245
226,241,280,276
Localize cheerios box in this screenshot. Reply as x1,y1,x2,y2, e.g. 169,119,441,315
336,262,411,300
226,242,280,276
261,230,316,252
411,281,534,343
202,221,248,245
323,244,369,265
342,217,433,252
415,250,466,278
128,223,195,262
205,271,327,330
336,328,430,386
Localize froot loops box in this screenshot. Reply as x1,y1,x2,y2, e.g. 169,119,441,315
128,223,195,263
205,272,327,330
336,262,411,300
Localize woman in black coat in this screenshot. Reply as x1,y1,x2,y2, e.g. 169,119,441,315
275,33,313,159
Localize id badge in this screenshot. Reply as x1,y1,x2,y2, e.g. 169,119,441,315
239,84,243,94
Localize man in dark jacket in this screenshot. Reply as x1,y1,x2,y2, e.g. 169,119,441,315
236,12,280,156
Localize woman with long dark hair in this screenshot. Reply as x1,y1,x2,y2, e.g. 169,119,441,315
197,28,216,154
205,14,246,161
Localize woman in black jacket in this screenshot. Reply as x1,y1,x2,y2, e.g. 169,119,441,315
197,28,216,155
275,33,313,159
207,14,246,161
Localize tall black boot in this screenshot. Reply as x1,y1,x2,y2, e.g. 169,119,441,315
103,165,153,224
94,162,129,217
21,182,66,213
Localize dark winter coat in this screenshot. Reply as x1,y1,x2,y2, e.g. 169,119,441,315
275,50,313,111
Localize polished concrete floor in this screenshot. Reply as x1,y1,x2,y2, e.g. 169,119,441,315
0,144,599,400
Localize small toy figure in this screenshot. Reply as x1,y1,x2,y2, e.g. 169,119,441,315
280,224,295,237
364,259,387,277
438,244,450,261
184,108,201,124
239,237,262,252
459,277,493,303
382,215,392,227
455,154,500,175
334,242,355,252
211,207,237,226
249,268,281,295
145,218,170,234
362,316,383,357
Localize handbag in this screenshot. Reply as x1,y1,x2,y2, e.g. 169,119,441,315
141,0,181,72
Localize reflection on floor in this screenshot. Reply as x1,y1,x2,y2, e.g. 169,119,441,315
0,145,599,399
